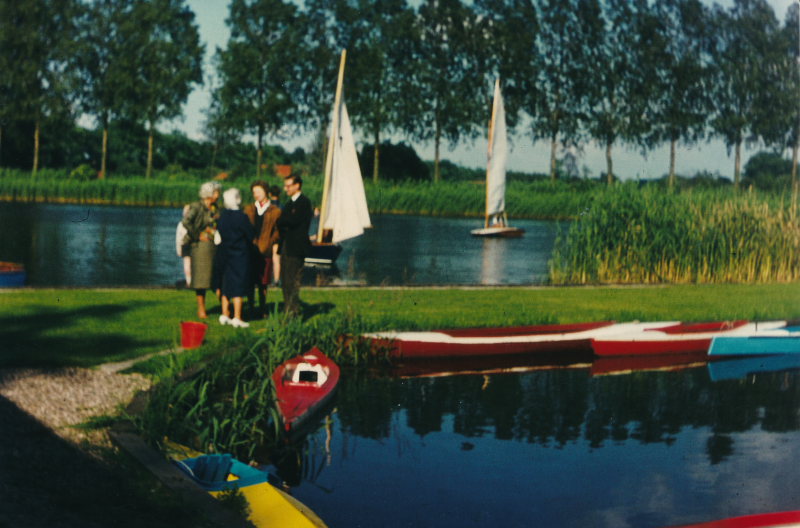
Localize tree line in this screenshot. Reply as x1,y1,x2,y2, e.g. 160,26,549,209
1,0,798,189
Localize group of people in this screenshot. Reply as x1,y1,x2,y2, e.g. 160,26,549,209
176,174,313,327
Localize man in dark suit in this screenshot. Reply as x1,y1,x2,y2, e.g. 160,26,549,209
276,174,312,316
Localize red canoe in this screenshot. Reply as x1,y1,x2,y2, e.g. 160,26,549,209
664,510,800,528
364,321,680,359
272,347,340,433
590,320,798,357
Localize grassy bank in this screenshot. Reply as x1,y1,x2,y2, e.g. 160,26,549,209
3,284,800,370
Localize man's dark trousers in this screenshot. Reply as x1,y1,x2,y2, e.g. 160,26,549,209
281,256,304,316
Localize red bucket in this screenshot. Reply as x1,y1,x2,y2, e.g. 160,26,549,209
180,321,208,349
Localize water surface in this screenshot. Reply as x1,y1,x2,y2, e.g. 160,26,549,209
273,360,800,528
0,202,559,286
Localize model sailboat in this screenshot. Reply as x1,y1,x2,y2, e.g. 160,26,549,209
306,50,372,266
471,79,524,237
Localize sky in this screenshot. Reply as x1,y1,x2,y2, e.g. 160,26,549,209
142,0,799,181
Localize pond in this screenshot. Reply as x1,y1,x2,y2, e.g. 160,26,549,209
271,357,800,528
0,202,560,287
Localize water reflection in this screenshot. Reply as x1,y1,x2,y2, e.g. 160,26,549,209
0,202,558,286
276,363,800,528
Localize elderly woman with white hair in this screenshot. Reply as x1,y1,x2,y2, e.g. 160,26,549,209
213,187,255,328
181,181,221,319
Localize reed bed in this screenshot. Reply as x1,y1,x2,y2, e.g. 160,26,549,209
549,184,800,284
134,308,385,461
1,169,595,219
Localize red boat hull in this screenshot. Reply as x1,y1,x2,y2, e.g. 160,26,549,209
272,347,340,432
369,321,616,359
665,510,800,528
591,321,750,357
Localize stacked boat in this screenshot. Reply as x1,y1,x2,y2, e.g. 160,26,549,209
364,319,800,359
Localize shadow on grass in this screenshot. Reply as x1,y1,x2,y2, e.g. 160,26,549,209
0,394,206,528
0,302,163,368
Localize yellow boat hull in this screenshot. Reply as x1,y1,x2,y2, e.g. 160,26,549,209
166,441,327,528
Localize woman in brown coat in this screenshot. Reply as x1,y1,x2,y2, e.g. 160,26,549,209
243,180,281,317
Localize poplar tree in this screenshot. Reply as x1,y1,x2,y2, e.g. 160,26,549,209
75,0,130,179
577,0,649,185
528,0,585,184
408,0,486,183
216,0,301,178
642,0,711,190
708,0,780,190
0,0,79,177
345,0,417,183
123,0,203,179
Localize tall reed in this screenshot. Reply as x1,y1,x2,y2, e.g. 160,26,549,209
135,309,387,461
549,184,800,284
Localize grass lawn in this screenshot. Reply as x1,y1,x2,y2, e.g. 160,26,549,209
1,283,799,369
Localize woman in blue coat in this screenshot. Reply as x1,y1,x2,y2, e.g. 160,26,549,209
215,188,254,328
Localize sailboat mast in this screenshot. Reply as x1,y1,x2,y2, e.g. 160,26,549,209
318,49,347,243
484,79,499,229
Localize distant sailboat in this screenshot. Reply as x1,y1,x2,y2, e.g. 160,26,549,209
471,79,524,237
306,50,372,266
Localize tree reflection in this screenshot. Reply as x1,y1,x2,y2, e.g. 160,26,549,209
333,368,800,465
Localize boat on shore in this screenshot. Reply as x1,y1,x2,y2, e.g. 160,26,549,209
471,79,524,238
272,347,340,433
590,320,798,357
168,443,328,528
307,49,371,266
365,321,678,359
708,330,800,357
0,262,25,287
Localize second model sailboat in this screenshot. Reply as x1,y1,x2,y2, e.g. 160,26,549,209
471,79,524,237
306,50,372,266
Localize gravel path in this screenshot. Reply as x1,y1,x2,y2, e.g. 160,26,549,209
0,368,150,442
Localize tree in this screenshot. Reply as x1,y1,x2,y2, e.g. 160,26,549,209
642,0,711,190
216,0,301,178
708,0,781,189
296,0,355,174
123,0,203,179
345,0,417,183
761,4,800,189
0,0,80,176
202,92,237,177
75,0,131,179
407,0,486,183
577,0,650,186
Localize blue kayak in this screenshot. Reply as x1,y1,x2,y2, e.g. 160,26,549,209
708,333,800,356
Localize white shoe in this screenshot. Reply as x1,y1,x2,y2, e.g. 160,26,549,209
230,318,250,328
219,315,230,325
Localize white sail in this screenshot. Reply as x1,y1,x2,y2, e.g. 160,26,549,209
485,80,507,217
322,98,371,243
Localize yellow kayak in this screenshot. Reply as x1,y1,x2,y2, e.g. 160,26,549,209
165,441,327,528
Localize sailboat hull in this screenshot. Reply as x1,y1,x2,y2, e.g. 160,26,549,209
471,226,525,237
305,243,343,266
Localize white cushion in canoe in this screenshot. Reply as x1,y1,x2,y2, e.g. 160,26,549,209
291,363,328,385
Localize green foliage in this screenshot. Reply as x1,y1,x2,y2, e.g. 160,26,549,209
217,484,250,517
69,163,96,181
358,142,430,182
549,183,800,284
743,151,795,191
